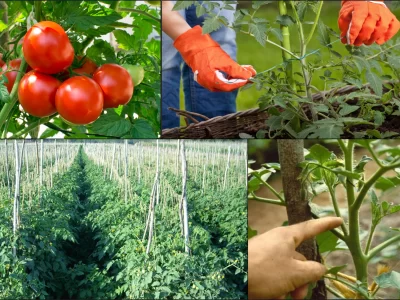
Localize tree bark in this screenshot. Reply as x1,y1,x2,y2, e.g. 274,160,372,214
277,140,326,300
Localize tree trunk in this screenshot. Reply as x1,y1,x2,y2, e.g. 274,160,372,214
277,140,326,300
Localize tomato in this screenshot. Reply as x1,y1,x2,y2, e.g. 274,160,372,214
1,59,31,93
73,56,98,76
18,71,61,117
55,76,103,125
23,21,74,74
122,64,144,86
0,54,5,68
92,64,134,108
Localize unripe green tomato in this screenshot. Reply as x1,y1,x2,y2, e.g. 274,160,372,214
122,64,145,86
145,1,160,6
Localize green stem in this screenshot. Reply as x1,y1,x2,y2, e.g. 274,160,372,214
326,182,348,236
252,173,285,203
364,223,377,255
278,1,297,93
305,1,323,46
34,1,42,21
11,115,54,138
248,193,286,206
367,234,400,261
326,285,344,299
118,8,160,22
109,0,120,10
366,143,383,167
0,58,27,131
290,1,317,121
324,276,372,299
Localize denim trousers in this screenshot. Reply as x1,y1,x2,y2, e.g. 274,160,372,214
162,1,238,129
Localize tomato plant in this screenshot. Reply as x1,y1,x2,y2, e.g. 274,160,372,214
0,0,160,138
55,76,103,125
18,70,60,117
249,140,400,299
174,1,400,138
92,63,134,108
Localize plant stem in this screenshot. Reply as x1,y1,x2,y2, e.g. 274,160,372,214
352,160,400,212
367,234,400,261
305,1,323,46
364,223,377,255
34,1,42,21
278,1,297,93
248,193,286,206
252,173,285,203
118,8,160,22
0,58,27,131
290,1,317,121
324,276,372,299
326,285,344,299
11,115,54,138
326,183,348,236
366,143,383,167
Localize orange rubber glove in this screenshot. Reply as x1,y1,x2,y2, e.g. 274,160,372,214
173,26,256,92
339,0,400,46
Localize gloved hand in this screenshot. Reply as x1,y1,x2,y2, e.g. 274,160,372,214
174,26,256,92
339,0,400,46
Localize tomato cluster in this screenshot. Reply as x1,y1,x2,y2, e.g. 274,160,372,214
2,21,135,125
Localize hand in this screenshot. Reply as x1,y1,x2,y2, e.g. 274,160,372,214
339,0,400,46
248,217,343,300
174,26,256,92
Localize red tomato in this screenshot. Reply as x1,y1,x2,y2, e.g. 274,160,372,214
0,54,5,68
1,59,31,93
92,64,134,108
55,76,103,125
73,56,98,76
23,21,74,74
18,71,61,117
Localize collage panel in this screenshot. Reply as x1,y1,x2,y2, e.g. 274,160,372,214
0,139,248,299
161,0,400,139
0,1,160,139
248,140,400,299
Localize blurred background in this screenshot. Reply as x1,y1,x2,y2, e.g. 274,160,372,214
248,140,400,299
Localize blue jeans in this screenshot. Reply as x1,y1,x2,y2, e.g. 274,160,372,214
162,1,238,129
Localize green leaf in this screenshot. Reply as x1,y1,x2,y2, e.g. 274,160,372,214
316,230,338,253
172,1,195,10
66,8,122,30
374,110,385,126
0,84,10,103
354,155,373,173
91,111,131,137
308,144,332,164
86,40,117,65
268,28,283,42
40,128,58,139
366,71,383,97
317,20,330,46
128,119,157,138
202,17,222,34
114,29,136,50
326,265,347,276
374,271,400,289
339,104,360,116
276,15,295,27
249,22,267,46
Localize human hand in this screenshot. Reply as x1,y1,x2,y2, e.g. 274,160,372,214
338,0,400,46
174,26,256,92
248,217,343,300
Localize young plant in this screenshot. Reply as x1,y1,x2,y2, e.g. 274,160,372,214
249,140,400,299
174,0,400,138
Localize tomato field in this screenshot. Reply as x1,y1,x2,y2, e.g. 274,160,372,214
0,139,247,299
0,1,160,138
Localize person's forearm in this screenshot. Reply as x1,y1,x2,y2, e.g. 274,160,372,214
162,1,191,40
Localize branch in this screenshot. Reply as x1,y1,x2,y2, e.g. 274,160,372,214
118,8,160,22
367,234,400,261
10,115,55,138
248,193,286,206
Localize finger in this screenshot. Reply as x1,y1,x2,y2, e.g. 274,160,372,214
218,62,254,80
290,217,343,247
213,70,249,92
354,14,380,46
293,260,327,286
377,18,400,45
293,252,307,261
348,9,369,45
366,16,390,45
338,7,354,44
290,284,309,300
241,65,257,77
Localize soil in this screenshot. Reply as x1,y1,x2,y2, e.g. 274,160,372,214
249,147,400,299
